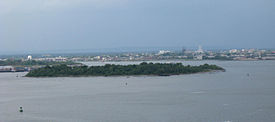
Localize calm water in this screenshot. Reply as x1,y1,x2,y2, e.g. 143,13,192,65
1,60,275,122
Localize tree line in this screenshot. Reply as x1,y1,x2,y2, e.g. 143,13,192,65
26,62,225,77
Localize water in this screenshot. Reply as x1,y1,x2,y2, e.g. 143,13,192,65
1,60,275,122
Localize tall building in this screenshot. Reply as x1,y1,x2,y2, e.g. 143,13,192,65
182,47,186,54
197,45,204,53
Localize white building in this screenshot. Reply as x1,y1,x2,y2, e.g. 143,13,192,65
196,45,204,53
229,49,238,53
95,56,101,60
196,55,203,60
27,55,32,60
158,50,171,55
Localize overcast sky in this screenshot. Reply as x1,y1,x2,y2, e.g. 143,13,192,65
0,0,275,53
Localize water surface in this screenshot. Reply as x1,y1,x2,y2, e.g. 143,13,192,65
1,60,275,122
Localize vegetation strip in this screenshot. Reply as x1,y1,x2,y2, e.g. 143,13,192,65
26,62,225,77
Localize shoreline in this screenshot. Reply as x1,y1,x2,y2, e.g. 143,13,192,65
25,69,225,78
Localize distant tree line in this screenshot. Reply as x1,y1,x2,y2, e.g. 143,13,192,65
26,62,225,77
203,55,233,60
0,59,76,66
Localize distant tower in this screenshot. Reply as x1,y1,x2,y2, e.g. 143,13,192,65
182,47,186,54
197,45,204,53
27,55,32,60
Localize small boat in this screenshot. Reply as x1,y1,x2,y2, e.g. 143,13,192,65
19,107,23,112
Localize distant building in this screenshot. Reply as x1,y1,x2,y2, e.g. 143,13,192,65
182,47,186,54
0,66,13,72
193,54,203,60
27,55,32,60
229,49,238,53
96,56,101,59
196,55,203,60
158,50,171,55
248,49,255,53
196,45,204,53
55,56,67,62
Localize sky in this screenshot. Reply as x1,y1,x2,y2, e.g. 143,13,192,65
0,0,275,54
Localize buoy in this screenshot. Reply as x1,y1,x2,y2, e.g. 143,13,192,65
19,107,23,112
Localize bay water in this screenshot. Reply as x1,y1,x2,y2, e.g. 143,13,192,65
0,60,275,122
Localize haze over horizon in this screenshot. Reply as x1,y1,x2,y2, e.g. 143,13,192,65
1,0,275,54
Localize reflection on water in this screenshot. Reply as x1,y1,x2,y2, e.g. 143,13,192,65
1,60,275,122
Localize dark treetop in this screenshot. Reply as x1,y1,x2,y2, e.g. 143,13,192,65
25,62,225,77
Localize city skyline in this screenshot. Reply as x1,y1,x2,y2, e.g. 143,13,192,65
1,45,275,55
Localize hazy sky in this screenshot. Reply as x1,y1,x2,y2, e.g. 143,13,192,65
0,0,275,53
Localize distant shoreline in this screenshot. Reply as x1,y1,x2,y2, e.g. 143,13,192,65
24,70,225,78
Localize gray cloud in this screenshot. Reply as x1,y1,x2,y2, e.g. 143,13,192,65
0,0,274,54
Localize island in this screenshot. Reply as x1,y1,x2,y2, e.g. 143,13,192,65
25,62,225,77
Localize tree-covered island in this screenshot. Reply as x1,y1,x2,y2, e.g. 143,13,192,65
26,62,225,77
